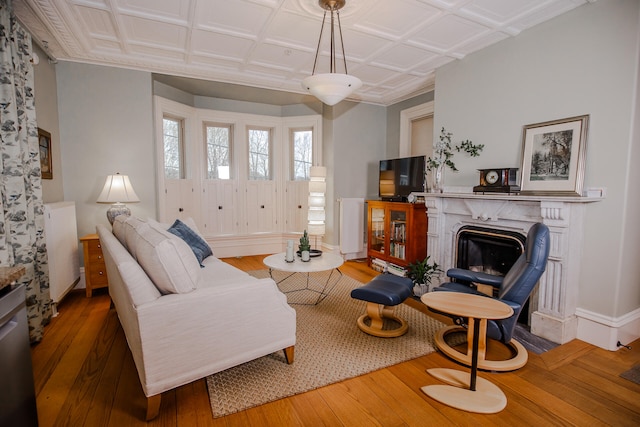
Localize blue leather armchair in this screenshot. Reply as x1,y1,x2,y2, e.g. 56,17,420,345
432,222,550,371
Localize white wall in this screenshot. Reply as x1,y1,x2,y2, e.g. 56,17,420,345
433,0,640,321
56,62,157,240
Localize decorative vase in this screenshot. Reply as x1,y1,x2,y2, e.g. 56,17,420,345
301,250,310,262
413,283,429,297
431,164,444,193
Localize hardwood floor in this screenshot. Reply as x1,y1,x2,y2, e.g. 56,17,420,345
32,255,640,426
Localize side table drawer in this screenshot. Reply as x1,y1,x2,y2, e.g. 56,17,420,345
88,264,108,286
80,233,109,297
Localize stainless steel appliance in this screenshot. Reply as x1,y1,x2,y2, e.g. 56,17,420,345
0,283,38,426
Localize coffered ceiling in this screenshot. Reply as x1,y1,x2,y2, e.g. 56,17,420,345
15,0,592,106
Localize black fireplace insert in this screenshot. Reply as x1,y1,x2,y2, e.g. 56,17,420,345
455,226,526,277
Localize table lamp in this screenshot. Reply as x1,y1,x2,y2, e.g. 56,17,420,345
97,173,140,224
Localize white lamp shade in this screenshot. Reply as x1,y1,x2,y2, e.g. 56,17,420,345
309,166,327,179
308,194,325,207
302,73,362,106
309,180,326,194
307,223,325,236
307,165,326,237
308,209,326,222
97,174,140,203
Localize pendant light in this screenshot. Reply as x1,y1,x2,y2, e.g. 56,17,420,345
302,0,362,106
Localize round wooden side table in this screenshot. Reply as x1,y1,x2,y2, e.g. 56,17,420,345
420,291,513,413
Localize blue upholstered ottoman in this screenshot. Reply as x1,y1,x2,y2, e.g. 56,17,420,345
350,274,414,337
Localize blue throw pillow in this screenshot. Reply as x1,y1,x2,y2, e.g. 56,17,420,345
167,219,212,267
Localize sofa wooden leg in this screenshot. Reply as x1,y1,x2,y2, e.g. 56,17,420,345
146,394,161,421
284,345,295,364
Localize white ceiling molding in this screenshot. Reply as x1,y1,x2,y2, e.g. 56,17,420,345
15,0,593,106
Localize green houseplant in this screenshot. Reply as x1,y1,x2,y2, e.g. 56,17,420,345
299,230,311,261
426,127,484,192
407,255,443,296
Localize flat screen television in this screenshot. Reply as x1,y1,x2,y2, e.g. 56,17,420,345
379,155,425,201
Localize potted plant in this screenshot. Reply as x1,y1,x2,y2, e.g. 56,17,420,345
299,230,311,262
407,255,443,297
426,127,484,192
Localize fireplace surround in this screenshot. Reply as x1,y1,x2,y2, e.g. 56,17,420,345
423,192,602,345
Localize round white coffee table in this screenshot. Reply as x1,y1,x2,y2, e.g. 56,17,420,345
263,252,344,305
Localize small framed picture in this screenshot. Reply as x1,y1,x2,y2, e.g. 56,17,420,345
519,115,589,196
38,128,52,180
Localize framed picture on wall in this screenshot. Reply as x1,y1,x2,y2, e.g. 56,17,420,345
519,114,589,196
38,128,52,179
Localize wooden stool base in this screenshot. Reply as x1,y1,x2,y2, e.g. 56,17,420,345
422,368,507,413
436,325,528,371
356,302,408,338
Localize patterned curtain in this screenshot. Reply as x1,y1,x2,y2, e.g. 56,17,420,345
0,0,51,342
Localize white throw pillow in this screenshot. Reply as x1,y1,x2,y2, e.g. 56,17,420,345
123,216,148,259
112,215,128,247
134,225,199,294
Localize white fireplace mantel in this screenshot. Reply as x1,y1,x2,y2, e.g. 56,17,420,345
417,191,603,344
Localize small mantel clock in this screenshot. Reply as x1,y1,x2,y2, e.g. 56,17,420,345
473,168,521,193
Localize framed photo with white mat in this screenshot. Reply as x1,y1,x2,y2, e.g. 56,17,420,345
519,114,589,196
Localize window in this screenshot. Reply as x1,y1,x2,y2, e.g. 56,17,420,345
291,128,313,181
205,123,232,179
163,117,184,179
248,127,272,180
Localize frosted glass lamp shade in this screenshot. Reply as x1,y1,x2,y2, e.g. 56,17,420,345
302,73,362,106
97,173,140,224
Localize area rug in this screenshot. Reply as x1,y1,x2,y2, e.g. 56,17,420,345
206,269,444,418
620,365,640,385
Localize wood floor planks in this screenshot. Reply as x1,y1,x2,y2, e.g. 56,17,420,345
31,255,640,426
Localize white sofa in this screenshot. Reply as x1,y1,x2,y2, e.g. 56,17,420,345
96,216,296,420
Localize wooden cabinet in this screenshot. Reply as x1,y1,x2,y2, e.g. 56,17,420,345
367,200,427,272
80,234,109,297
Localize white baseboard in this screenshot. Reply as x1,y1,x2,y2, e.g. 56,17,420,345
76,267,86,289
575,307,640,351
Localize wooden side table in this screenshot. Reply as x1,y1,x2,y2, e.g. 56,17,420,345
80,234,109,297
420,292,513,414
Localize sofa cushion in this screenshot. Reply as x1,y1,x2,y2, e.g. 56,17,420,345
167,219,213,267
197,256,256,288
135,225,200,294
112,215,128,247
123,217,149,259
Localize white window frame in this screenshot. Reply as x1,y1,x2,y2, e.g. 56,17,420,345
204,121,233,180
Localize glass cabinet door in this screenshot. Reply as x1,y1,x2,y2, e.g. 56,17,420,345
370,207,385,254
389,209,407,261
